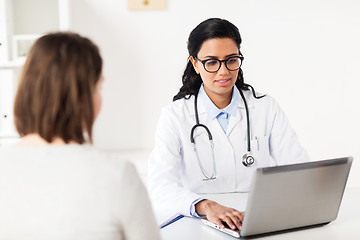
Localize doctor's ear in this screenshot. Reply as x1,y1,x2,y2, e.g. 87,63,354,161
189,56,200,74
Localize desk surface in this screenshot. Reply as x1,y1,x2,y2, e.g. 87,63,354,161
161,187,360,239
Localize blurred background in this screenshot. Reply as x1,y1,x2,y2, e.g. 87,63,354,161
0,0,359,187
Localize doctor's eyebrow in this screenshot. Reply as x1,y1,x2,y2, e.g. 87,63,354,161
202,53,240,59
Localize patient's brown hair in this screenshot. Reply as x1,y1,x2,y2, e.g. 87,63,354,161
14,32,102,144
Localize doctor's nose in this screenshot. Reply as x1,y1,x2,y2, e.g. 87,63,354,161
217,62,230,75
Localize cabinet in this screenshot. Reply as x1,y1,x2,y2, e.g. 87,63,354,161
0,0,68,147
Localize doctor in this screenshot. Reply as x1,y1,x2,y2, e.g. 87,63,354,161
148,18,309,231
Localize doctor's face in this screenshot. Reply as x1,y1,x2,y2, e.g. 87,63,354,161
190,38,240,105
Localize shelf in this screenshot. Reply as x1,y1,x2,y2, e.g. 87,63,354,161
0,132,19,139
0,126,18,138
0,59,25,69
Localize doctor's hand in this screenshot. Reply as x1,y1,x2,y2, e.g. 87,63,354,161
195,199,244,230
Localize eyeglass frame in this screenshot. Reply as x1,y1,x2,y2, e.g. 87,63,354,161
195,55,244,73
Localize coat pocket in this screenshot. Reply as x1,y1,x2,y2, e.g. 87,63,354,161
249,135,272,168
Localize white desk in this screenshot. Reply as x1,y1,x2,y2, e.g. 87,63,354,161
161,187,360,239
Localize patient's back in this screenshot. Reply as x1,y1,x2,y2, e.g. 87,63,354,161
0,145,160,240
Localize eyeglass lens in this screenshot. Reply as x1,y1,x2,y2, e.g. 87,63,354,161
204,57,242,72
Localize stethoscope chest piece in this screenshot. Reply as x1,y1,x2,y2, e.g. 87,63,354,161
242,153,255,167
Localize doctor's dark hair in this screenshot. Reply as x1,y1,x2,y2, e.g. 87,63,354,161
173,18,260,101
14,32,102,144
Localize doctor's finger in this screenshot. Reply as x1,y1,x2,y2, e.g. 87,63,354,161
226,213,242,230
221,216,237,230
213,218,226,229
232,210,244,223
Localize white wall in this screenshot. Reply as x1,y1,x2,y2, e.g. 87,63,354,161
67,0,360,187
12,0,59,34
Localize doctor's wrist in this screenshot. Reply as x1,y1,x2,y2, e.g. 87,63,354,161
195,199,216,216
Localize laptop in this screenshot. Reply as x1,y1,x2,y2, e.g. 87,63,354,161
202,157,353,238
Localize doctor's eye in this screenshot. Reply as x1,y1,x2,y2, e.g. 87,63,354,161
205,60,219,66
227,57,238,64
204,60,220,72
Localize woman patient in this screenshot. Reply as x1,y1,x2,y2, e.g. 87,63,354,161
0,32,161,240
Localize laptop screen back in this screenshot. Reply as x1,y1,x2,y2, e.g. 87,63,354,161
241,157,352,237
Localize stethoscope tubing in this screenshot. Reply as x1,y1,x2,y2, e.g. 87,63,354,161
239,89,251,152
190,88,254,181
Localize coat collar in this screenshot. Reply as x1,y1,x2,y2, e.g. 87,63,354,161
198,85,239,120
189,86,256,119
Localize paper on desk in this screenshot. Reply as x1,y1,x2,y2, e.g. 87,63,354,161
156,210,183,228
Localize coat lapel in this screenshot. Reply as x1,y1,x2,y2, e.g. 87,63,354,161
227,90,255,136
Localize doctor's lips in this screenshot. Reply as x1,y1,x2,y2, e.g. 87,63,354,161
215,78,231,87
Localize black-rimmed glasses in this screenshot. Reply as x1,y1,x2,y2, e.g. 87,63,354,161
195,55,244,73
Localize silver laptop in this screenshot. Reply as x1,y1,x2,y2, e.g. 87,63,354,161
202,157,353,238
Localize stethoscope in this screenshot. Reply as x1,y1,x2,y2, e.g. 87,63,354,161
190,88,255,181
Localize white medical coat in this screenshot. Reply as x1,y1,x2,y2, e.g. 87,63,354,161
148,89,309,217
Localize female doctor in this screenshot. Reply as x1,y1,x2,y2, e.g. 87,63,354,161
148,18,309,230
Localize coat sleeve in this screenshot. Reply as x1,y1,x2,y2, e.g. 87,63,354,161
119,161,162,240
267,97,310,165
148,106,202,218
